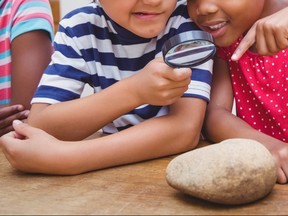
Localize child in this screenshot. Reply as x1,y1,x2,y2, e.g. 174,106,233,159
0,0,54,136
187,0,288,184
0,0,213,175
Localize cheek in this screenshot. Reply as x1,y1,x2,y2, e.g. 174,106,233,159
187,4,196,21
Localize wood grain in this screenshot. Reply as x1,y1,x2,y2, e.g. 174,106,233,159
1,140,288,215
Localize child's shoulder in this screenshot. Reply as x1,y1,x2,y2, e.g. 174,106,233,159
173,0,189,17
62,2,100,20
1,0,51,11
59,2,105,29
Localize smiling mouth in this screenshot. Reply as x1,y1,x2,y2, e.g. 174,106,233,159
132,12,162,21
135,12,147,15
206,22,227,30
134,11,160,15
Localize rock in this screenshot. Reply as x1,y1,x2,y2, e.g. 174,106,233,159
166,138,276,205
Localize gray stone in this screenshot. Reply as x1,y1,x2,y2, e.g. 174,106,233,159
166,138,277,205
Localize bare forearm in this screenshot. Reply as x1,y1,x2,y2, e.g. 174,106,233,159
11,30,52,109
28,80,141,140
60,107,203,174
204,108,282,149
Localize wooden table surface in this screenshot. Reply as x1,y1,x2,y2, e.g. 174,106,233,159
1,140,288,215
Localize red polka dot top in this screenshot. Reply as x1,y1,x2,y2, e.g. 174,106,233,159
217,36,288,142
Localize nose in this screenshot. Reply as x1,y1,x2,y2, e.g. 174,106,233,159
195,1,218,16
141,0,162,6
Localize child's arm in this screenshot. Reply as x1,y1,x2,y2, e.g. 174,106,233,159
204,57,288,184
28,58,192,141
232,7,288,61
0,31,52,136
0,96,206,175
11,30,53,108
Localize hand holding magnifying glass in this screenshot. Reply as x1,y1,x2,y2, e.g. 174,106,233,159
162,31,216,68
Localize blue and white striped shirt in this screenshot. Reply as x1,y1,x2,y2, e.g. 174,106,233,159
32,0,213,134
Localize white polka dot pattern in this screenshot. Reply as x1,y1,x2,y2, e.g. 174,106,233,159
217,36,288,142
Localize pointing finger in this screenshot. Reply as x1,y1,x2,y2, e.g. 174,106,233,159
231,25,256,61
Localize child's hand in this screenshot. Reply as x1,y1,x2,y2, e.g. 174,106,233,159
0,120,70,175
268,141,288,184
232,7,288,61
0,105,29,136
130,57,192,106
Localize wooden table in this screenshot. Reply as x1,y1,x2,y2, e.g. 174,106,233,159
1,140,288,215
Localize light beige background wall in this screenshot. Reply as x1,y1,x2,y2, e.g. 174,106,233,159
59,0,91,18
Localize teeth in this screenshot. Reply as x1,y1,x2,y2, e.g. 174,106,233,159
209,22,226,30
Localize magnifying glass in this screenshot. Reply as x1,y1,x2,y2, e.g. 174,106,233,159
162,31,216,68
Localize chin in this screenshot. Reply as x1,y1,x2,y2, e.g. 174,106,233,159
132,25,163,39
214,38,236,48
136,33,159,39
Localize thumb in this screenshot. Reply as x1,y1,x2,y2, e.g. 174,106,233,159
169,68,191,81
231,25,256,61
12,120,41,139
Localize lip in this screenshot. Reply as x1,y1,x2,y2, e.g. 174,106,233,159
132,11,162,21
198,21,228,39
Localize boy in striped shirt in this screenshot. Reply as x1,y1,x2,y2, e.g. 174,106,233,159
1,0,213,175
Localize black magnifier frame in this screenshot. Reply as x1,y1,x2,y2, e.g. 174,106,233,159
162,31,216,68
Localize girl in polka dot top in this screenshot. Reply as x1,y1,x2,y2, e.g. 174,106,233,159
188,0,288,184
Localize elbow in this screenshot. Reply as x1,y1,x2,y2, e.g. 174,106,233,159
174,121,202,153
27,104,50,128
202,108,217,143
27,112,44,128
203,105,228,143
202,110,212,141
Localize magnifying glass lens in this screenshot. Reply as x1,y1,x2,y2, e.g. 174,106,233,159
162,31,216,68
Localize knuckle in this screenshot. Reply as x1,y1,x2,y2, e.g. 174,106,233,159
278,41,288,50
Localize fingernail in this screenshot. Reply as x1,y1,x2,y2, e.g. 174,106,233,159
16,105,24,111
231,54,238,61
13,120,23,125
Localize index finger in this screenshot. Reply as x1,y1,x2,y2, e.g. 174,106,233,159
0,105,24,119
231,25,256,61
